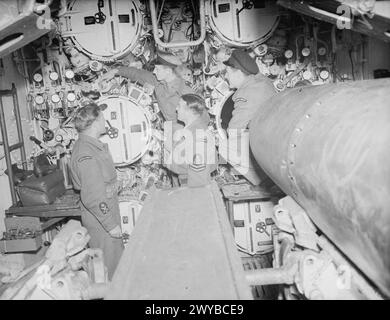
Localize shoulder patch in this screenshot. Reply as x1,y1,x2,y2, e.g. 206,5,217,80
189,163,206,172
190,154,206,171
78,156,92,163
235,97,248,104
99,202,110,215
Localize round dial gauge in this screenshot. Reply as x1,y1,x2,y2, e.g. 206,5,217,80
67,92,76,102
51,94,61,103
49,72,59,81
284,50,293,59
65,70,75,79
302,48,311,57
35,95,44,105
33,73,43,82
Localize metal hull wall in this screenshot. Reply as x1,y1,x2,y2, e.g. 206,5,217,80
249,79,390,296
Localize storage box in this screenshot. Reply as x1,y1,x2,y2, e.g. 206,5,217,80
0,236,42,254
17,170,66,206
5,217,41,233
1,216,43,253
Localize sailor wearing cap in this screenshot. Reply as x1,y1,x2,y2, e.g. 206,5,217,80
102,51,205,125
223,49,276,130
70,102,124,280
164,94,217,187
220,49,277,186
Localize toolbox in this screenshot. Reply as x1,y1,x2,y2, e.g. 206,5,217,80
0,217,43,253
0,236,42,254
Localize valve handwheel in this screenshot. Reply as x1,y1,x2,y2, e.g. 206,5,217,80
106,120,119,139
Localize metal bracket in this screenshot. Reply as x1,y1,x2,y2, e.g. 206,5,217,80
148,0,206,48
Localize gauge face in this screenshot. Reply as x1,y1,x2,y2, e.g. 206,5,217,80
33,73,43,82
318,47,327,56
320,69,330,80
254,44,268,56
35,95,45,105
284,50,293,59
303,70,312,80
51,94,61,103
89,60,103,72
302,48,311,57
67,92,76,102
65,70,75,79
50,72,59,81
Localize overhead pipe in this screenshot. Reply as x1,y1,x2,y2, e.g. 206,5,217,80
148,0,206,48
249,79,390,297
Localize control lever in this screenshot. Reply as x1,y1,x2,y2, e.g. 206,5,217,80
95,0,106,24
105,120,119,139
237,0,253,15
236,1,254,38
29,136,49,150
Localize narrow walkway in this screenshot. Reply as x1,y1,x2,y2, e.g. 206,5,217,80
107,182,252,300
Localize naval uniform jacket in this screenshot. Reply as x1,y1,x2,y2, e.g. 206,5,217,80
165,116,217,187
117,67,194,121
70,134,120,232
229,74,276,130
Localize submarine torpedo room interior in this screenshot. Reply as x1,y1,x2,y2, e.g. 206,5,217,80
0,0,389,300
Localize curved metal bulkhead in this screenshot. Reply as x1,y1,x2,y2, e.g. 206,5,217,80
249,79,390,296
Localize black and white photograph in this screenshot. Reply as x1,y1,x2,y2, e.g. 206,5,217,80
0,0,389,303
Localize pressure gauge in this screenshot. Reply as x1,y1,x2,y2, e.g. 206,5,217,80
254,44,268,56
284,50,293,59
320,69,330,80
34,95,44,105
51,94,61,103
67,92,76,102
65,69,75,80
33,73,43,83
318,47,327,56
89,60,103,72
49,72,59,81
303,70,312,80
302,48,311,57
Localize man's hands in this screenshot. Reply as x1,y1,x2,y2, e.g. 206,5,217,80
98,69,119,93
109,225,122,239
191,82,203,94
101,68,119,82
